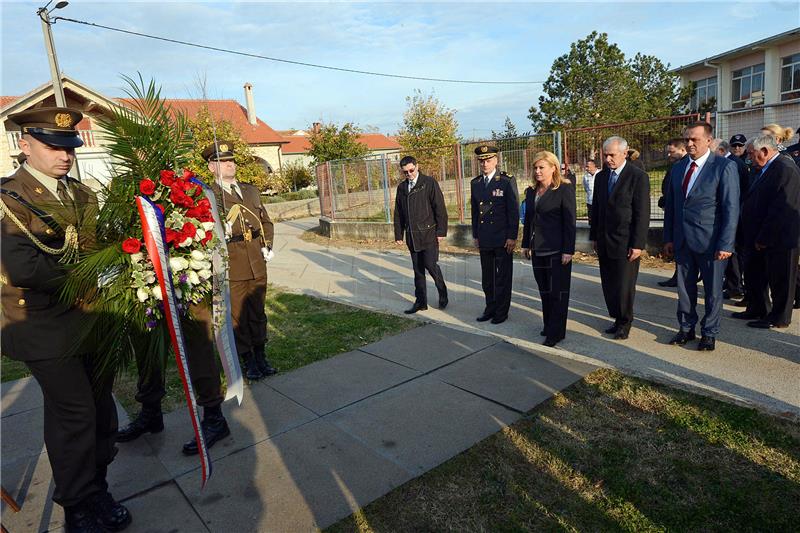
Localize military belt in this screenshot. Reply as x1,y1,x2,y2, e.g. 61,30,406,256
227,229,260,243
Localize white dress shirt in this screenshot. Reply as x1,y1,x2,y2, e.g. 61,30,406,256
583,170,598,204
683,149,711,195
24,162,73,202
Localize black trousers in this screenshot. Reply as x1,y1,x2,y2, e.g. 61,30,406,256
132,303,223,410
766,247,799,325
231,277,268,354
598,254,640,332
409,245,447,304
532,253,572,341
744,249,771,317
723,248,744,295
25,355,118,507
479,247,514,319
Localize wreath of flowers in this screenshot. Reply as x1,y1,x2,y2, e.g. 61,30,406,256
121,169,219,329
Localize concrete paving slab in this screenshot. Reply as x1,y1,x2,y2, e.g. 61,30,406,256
176,418,413,532
121,483,209,533
359,323,499,372
267,350,420,416
431,342,597,413
1,376,43,417
325,375,519,474
143,383,317,478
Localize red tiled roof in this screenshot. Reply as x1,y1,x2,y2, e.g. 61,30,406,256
115,98,286,145
281,132,401,155
0,96,20,109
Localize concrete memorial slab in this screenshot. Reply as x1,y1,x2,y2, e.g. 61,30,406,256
325,375,519,474
1,376,43,417
143,383,317,478
176,418,412,532
121,483,209,533
360,323,499,372
266,350,420,416
431,342,598,413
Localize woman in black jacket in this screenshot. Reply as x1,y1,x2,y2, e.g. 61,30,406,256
522,151,577,347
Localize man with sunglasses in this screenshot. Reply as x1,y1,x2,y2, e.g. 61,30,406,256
394,155,448,314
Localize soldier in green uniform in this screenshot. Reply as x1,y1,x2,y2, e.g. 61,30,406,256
1,108,131,533
202,140,276,380
470,145,519,324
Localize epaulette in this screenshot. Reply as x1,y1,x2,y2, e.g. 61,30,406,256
0,188,63,234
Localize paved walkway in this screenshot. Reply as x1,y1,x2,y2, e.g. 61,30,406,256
269,217,800,419
1,324,594,532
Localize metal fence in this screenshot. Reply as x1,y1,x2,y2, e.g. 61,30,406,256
317,110,795,223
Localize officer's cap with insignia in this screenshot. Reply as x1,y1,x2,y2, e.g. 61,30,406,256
474,144,500,160
202,140,236,162
8,107,84,148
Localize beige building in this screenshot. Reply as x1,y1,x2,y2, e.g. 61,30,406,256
1,77,286,187
672,27,800,142
280,123,402,168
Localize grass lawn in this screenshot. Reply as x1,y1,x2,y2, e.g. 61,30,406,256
328,369,800,533
2,286,418,413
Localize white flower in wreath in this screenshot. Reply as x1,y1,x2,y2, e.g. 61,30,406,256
179,236,193,247
187,270,200,285
130,252,144,263
190,249,207,261
152,288,163,301
201,222,215,232
136,287,149,302
195,228,206,242
198,269,212,280
170,257,189,271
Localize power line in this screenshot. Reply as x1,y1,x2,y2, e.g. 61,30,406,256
53,16,544,85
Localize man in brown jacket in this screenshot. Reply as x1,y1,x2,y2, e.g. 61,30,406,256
1,108,131,533
203,141,276,380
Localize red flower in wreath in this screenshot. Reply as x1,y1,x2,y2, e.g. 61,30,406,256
160,170,176,186
181,222,197,239
139,178,156,196
122,237,142,254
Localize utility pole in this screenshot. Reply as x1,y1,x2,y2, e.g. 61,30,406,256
37,1,69,106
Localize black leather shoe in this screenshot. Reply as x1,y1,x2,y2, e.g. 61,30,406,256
539,330,546,336
794,300,800,310
256,356,277,377
658,277,677,287
698,336,716,351
65,503,105,533
86,491,132,532
182,412,231,455
243,351,265,381
604,324,619,334
614,330,629,340
116,408,163,443
731,311,765,320
404,302,428,314
733,298,749,307
747,319,790,329
543,337,560,347
438,295,448,309
723,289,744,300
668,330,696,345
490,316,508,324
476,314,494,322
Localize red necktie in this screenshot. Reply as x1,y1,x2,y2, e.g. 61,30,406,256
681,161,697,198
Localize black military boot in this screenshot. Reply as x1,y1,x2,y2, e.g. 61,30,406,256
116,403,163,443
254,344,277,377
242,350,264,381
64,502,105,533
182,405,231,455
85,490,132,531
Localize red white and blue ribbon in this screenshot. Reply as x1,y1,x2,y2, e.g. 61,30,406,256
135,195,212,486
191,178,243,405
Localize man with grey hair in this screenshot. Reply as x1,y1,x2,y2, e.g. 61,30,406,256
734,134,800,329
590,135,651,340
664,121,739,351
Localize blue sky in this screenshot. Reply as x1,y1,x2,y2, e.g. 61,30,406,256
1,1,797,139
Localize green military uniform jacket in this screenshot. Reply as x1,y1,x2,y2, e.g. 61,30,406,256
217,181,274,282
0,165,98,361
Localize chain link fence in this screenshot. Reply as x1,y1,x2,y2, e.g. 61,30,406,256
714,102,800,147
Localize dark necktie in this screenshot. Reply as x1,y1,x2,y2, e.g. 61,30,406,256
607,171,618,195
484,175,490,188
231,184,242,200
682,161,697,198
57,179,75,212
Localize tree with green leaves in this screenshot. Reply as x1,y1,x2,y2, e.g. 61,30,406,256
307,122,369,164
186,106,268,190
527,31,690,131
492,117,519,140
397,90,460,169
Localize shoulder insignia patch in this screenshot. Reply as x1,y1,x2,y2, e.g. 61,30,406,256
34,187,43,194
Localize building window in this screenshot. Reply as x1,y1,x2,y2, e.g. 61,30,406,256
690,76,717,113
731,64,764,109
781,53,800,102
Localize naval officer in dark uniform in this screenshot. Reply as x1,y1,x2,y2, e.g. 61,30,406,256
470,145,519,324
1,108,131,533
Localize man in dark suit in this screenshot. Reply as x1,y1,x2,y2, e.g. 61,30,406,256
590,136,650,339
471,145,519,324
1,108,131,532
734,135,800,329
664,122,739,351
393,155,448,313
657,138,687,288
713,138,749,300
